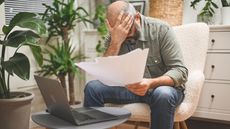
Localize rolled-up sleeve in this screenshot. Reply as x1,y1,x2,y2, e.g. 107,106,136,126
159,27,188,87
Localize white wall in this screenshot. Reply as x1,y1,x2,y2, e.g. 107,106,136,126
0,3,5,34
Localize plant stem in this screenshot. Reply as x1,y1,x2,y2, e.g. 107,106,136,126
7,73,10,95
58,74,68,98
68,71,75,105
0,75,6,98
1,35,10,98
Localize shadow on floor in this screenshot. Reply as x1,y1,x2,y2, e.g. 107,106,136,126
186,118,230,129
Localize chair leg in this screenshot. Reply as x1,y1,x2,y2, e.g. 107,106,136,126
174,122,180,129
179,121,188,129
134,121,140,129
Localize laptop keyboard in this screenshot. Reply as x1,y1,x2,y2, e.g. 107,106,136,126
72,111,95,122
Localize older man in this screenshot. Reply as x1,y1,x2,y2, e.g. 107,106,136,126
84,1,188,129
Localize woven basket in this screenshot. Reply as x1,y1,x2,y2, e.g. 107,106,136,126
149,0,184,26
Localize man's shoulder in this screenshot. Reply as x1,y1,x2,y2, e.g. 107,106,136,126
142,15,171,32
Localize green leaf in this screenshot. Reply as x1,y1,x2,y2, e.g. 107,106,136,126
0,0,4,5
211,2,218,9
17,18,46,35
2,25,9,35
76,7,89,16
210,8,215,13
6,12,37,35
190,0,202,9
5,30,40,47
221,0,229,7
30,46,43,66
2,53,30,80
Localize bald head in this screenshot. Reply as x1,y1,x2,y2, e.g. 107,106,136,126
106,0,136,26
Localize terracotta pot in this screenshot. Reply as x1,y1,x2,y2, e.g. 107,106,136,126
0,92,34,129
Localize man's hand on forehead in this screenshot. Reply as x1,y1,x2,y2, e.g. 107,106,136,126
121,12,131,20
105,11,134,47
116,11,133,28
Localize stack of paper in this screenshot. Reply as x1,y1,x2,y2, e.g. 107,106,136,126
76,48,149,86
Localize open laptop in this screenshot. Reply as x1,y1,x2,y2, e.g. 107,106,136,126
34,75,119,125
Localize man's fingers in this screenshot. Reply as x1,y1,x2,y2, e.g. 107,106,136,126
129,89,146,96
127,85,144,92
121,15,132,28
127,83,139,89
122,14,131,25
115,11,124,26
125,16,134,30
106,19,112,31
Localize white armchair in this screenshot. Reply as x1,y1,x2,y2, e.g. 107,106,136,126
109,23,209,129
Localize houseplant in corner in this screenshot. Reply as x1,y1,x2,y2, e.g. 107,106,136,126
221,0,230,24
0,0,46,129
93,4,108,55
37,0,92,105
190,0,219,24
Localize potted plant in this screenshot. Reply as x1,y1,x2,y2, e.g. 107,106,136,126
221,0,230,24
36,0,92,105
0,0,46,129
190,0,219,24
93,4,108,55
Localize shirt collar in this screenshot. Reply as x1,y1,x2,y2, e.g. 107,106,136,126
137,14,147,42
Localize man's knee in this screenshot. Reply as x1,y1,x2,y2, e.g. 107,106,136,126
149,86,178,106
84,80,103,95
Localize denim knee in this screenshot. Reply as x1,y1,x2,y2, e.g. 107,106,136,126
148,86,178,107
84,80,102,95
84,80,105,107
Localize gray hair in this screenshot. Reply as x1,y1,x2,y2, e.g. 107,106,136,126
106,0,137,26
122,2,136,16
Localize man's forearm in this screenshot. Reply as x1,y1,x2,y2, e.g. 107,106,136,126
104,41,122,56
149,75,175,89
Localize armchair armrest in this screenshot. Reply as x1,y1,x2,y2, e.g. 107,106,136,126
175,70,205,121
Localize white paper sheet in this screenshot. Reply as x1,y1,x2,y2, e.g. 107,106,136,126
76,48,149,86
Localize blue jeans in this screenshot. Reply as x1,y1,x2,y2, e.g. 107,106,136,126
84,80,184,129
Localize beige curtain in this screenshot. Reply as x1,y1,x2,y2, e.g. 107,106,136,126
149,0,184,26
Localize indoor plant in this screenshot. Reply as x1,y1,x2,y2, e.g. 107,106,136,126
93,4,108,54
221,0,230,24
37,0,91,105
0,0,46,129
190,0,219,24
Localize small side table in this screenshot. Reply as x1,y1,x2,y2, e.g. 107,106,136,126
32,107,131,129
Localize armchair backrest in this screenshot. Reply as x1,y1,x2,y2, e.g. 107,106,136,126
173,23,209,121
173,23,209,72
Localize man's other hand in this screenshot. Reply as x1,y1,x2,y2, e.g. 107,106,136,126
106,11,133,46
126,79,153,96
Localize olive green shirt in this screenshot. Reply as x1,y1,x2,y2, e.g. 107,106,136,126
105,15,188,89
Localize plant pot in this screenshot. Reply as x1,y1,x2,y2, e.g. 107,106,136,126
197,13,214,25
0,92,34,129
222,7,230,25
